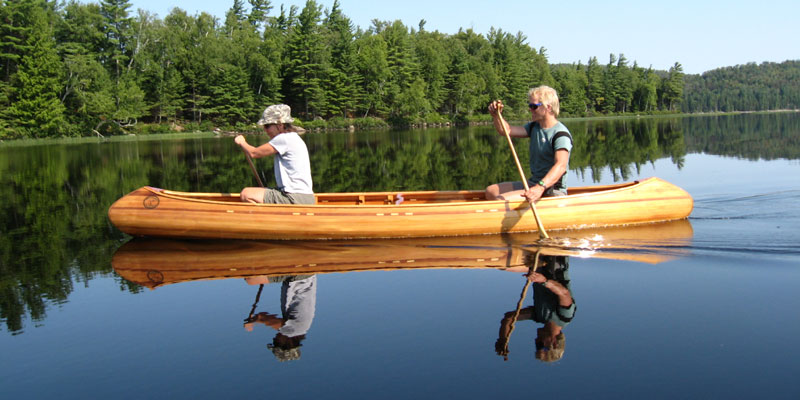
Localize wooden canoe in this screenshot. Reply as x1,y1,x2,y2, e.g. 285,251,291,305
111,219,694,289
107,177,693,240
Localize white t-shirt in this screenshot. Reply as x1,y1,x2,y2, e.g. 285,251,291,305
268,132,313,194
277,275,317,337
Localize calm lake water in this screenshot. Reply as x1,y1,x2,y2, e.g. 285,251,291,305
2,113,800,399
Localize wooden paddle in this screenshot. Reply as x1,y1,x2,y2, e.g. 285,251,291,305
244,284,265,323
241,146,265,188
497,108,549,239
499,250,541,360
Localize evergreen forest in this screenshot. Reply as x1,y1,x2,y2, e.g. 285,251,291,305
0,0,797,140
683,60,800,113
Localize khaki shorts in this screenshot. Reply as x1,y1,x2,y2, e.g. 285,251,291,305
263,188,316,204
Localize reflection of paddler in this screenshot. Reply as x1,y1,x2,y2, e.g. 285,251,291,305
243,274,317,362
496,252,575,362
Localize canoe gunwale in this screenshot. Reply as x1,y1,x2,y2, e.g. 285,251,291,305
142,179,646,209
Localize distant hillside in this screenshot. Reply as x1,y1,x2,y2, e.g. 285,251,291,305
683,60,800,113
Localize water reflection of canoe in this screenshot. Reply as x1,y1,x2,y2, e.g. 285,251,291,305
107,177,693,240
111,220,693,289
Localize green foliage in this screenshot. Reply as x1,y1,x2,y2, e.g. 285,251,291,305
1,1,795,138
0,0,34,83
297,118,325,130
132,122,174,134
295,115,390,131
112,71,146,123
99,0,133,78
320,0,358,118
4,2,66,138
414,28,448,112
683,61,800,113
551,63,588,116
443,29,492,117
420,112,451,124
205,63,254,124
351,116,388,130
283,0,326,118
661,62,684,111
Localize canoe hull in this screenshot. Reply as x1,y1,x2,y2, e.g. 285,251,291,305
107,177,693,240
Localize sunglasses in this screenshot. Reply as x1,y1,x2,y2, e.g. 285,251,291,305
535,338,549,352
528,102,543,110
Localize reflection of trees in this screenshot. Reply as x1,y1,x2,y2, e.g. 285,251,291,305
308,122,683,193
569,117,686,182
0,139,252,334
310,128,520,192
0,116,694,334
683,113,800,160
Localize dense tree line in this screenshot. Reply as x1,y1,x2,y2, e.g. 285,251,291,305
683,60,800,113
0,0,688,139
551,56,685,116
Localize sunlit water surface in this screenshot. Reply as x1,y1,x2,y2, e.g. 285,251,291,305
2,115,799,398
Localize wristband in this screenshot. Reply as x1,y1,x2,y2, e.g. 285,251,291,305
538,180,546,189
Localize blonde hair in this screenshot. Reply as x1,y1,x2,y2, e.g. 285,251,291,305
535,332,566,363
528,86,561,117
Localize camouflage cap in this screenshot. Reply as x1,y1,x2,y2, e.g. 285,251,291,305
268,344,301,362
258,104,294,126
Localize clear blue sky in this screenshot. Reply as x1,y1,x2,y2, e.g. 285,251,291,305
127,0,799,75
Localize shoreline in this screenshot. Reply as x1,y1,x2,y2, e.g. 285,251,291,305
2,109,797,146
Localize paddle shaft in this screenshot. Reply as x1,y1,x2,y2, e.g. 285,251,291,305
245,284,265,322
501,251,541,360
498,117,549,239
241,146,265,188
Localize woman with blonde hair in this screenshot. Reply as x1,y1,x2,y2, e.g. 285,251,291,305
485,86,572,202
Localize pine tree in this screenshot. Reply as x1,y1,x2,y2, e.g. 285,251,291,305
55,1,114,132
99,0,146,128
551,63,588,116
487,29,523,110
0,0,34,82
414,26,448,113
283,0,326,118
615,54,634,113
322,0,358,118
353,31,389,117
206,63,253,124
226,0,247,27
632,66,658,112
585,56,603,113
99,0,133,79
247,0,272,29
5,1,66,138
443,29,492,117
662,62,684,111
379,20,423,121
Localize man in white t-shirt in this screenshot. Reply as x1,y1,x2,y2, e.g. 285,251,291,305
234,104,315,204
243,274,317,362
